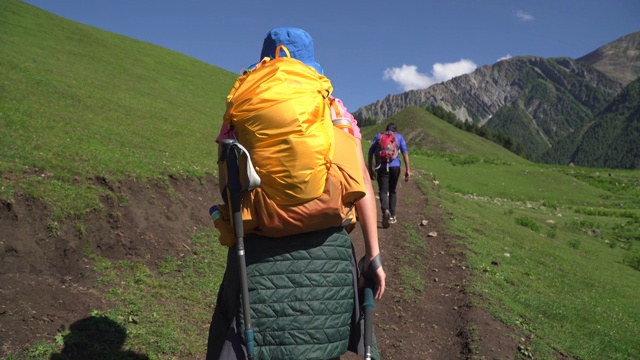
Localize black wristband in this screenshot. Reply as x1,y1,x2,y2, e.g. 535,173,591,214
359,254,382,279
367,254,382,278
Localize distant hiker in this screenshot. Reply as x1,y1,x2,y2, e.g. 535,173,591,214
206,27,385,360
368,122,411,228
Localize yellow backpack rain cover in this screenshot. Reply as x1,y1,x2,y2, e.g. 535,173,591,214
225,53,334,205
215,47,366,245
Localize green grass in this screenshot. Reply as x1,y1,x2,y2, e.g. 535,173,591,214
0,0,237,218
397,222,430,301
91,229,228,358
410,151,640,359
411,155,618,207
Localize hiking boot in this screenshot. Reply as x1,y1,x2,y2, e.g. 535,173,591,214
389,216,397,224
382,209,391,229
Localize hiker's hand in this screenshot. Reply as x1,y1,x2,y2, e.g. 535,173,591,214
369,168,376,180
358,266,385,299
404,170,410,182
360,254,385,299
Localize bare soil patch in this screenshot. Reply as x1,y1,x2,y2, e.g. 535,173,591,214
0,175,519,359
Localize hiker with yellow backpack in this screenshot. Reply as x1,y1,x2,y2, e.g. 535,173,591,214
206,28,385,360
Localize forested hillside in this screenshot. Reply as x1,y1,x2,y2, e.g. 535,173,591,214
568,77,640,169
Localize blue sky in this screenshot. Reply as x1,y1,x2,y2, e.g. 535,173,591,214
23,0,640,111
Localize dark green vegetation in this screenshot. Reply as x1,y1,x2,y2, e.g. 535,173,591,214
424,105,529,158
485,57,617,162
569,77,640,169
2,1,640,359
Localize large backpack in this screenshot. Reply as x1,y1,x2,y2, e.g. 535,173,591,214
214,46,366,246
376,131,399,165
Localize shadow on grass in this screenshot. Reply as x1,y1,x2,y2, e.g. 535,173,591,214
50,316,148,360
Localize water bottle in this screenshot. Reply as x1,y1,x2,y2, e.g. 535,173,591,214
209,205,222,222
332,117,354,136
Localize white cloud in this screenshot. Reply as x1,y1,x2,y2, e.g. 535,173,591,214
497,54,512,62
383,59,477,91
382,65,432,91
515,10,534,22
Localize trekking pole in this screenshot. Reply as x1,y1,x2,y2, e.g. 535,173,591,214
220,139,255,360
362,280,375,360
359,255,381,360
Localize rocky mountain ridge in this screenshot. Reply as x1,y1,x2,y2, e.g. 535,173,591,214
578,31,640,86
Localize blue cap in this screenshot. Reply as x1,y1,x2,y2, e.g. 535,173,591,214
259,27,323,74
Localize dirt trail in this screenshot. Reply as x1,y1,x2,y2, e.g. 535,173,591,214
342,178,518,359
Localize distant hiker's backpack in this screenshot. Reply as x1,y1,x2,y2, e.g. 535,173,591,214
213,45,366,246
376,131,399,164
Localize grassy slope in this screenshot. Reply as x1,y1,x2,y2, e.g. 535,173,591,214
0,0,237,218
414,159,640,359
2,1,640,359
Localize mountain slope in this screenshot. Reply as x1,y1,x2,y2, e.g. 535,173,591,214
354,32,640,168
357,57,622,161
482,57,622,160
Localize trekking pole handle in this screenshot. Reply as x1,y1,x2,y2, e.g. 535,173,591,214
221,139,256,359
